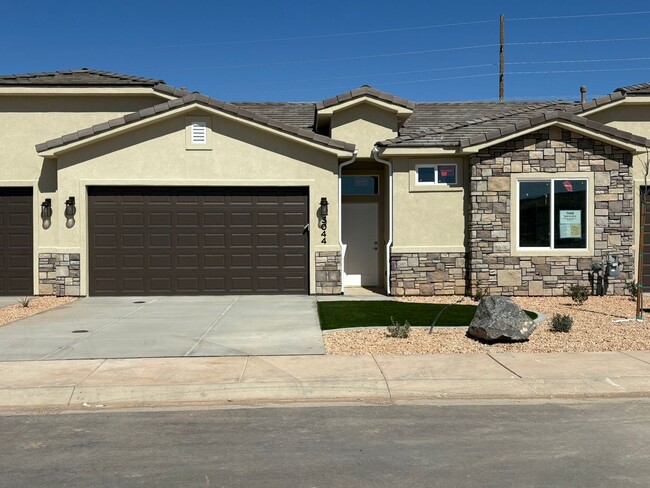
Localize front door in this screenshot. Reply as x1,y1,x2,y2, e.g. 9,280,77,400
342,202,379,287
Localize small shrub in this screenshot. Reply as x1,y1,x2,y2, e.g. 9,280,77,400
16,296,33,308
387,316,411,339
551,314,573,333
626,281,638,301
568,284,589,305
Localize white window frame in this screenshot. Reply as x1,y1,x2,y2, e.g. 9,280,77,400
516,177,589,252
415,163,458,186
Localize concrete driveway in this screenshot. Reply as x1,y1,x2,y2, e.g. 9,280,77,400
0,296,324,360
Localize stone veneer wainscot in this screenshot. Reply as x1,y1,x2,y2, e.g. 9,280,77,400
390,252,467,296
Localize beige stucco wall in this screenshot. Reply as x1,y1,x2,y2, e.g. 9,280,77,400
584,103,650,277
391,156,467,252
54,109,340,295
0,93,173,292
330,103,397,158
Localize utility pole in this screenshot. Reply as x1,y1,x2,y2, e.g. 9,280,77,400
499,14,504,101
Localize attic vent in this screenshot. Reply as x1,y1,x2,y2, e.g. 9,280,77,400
190,121,207,144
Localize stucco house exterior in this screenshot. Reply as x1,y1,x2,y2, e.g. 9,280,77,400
2,68,650,298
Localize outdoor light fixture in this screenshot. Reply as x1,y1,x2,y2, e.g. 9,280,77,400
319,197,329,218
319,197,329,244
40,198,52,230
64,196,76,229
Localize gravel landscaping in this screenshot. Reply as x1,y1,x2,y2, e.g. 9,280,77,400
0,296,76,327
324,295,650,355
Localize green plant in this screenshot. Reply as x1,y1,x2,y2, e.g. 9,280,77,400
16,296,33,308
387,316,411,339
472,281,489,302
626,281,638,301
568,284,589,305
551,314,573,333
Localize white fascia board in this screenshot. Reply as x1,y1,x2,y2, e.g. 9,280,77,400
318,97,413,116
37,103,352,158
463,120,646,154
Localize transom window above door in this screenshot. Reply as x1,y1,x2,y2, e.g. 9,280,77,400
342,176,379,195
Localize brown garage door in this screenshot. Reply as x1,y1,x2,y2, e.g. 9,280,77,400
0,188,33,295
88,187,309,296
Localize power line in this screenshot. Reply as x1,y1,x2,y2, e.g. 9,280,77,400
209,63,495,88
508,56,650,65
135,10,650,50
509,11,650,21
148,20,496,49
162,34,650,72
242,65,650,97
161,43,499,70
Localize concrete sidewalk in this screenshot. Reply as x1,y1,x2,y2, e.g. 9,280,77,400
1,351,649,409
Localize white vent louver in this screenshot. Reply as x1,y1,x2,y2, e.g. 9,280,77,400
191,121,207,144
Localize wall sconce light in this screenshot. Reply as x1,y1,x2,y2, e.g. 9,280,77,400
319,197,329,244
64,196,76,229
319,197,329,218
40,198,52,230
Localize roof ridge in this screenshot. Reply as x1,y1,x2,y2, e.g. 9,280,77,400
0,68,165,85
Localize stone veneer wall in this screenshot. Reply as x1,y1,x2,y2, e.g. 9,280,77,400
315,251,341,294
468,126,633,296
38,253,81,296
390,252,467,296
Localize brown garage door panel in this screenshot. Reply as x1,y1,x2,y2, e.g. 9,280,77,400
88,187,309,295
0,188,33,295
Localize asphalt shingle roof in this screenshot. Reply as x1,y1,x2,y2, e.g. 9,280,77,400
0,68,164,86
35,93,354,154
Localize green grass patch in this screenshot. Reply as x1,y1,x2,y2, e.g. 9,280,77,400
317,300,537,330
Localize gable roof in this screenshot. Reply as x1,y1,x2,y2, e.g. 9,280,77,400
378,104,649,150
0,68,164,86
35,92,355,154
316,85,415,111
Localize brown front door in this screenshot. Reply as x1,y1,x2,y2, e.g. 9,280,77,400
0,187,33,295
88,187,309,296
642,187,650,289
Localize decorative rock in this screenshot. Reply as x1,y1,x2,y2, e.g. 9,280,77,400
468,296,537,342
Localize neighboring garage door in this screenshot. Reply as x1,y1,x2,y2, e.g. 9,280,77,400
0,188,33,295
88,187,309,296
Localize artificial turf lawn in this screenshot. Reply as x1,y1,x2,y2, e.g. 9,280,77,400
317,300,538,330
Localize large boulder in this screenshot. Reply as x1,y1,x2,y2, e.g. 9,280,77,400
468,296,537,342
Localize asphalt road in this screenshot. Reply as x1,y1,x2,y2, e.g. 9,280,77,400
1,401,649,487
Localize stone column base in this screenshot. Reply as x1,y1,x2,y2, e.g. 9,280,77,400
315,251,341,294
38,253,81,296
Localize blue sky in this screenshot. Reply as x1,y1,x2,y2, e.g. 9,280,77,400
4,0,650,102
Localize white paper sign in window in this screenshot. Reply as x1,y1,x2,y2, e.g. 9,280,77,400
559,210,582,239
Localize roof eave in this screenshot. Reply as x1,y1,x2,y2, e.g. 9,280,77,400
36,101,354,158
462,118,649,154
